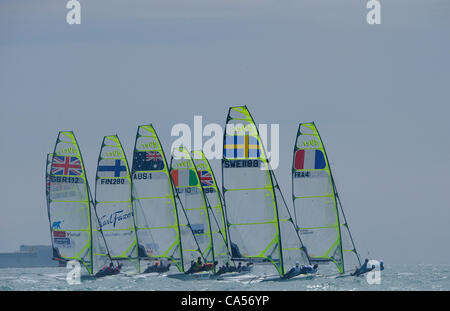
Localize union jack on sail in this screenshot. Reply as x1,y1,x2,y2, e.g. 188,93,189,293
198,170,213,187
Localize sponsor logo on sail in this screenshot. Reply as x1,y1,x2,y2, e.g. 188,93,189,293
99,210,133,228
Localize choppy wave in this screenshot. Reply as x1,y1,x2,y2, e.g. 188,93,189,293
0,264,449,291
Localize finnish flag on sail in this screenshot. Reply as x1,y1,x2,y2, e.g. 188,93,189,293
98,159,128,177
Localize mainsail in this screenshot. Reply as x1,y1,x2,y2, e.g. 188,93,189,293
292,122,361,273
192,150,230,268
222,106,309,276
170,147,215,271
94,135,139,271
48,131,109,275
131,124,183,271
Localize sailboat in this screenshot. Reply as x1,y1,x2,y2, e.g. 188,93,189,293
192,150,254,278
131,125,204,277
167,147,216,279
292,122,361,275
93,135,140,274
47,131,112,276
221,106,310,280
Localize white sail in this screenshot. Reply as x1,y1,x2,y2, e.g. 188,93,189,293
222,106,309,276
131,125,183,271
94,135,139,271
192,150,230,268
170,147,214,271
48,131,109,275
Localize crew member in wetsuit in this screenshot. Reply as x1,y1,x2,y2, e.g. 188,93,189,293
352,259,375,276
282,262,301,279
143,261,159,273
299,264,318,274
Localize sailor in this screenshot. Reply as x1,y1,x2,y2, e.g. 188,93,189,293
228,263,237,273
216,266,224,275
95,262,117,278
352,258,375,276
186,257,203,274
282,261,302,279
144,261,159,273
236,262,242,272
194,257,203,272
299,264,318,274
380,260,384,271
201,261,217,271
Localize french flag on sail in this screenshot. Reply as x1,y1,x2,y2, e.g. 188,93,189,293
294,149,326,170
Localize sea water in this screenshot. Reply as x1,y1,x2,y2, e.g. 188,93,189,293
0,264,449,291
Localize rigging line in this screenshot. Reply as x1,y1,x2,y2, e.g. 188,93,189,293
131,186,158,248
271,170,308,252
92,138,116,267
89,185,114,265
202,187,235,265
173,188,208,264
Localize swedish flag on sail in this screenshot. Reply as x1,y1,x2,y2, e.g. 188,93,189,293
224,135,260,159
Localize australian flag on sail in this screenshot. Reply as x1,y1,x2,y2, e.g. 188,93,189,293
133,151,164,171
224,135,260,159
98,159,128,177
198,170,213,187
52,156,83,176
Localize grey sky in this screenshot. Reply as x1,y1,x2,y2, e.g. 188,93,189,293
0,0,449,264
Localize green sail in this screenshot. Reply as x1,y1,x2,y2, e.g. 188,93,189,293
292,122,361,273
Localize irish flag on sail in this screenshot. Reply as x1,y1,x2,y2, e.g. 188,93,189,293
171,169,198,187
